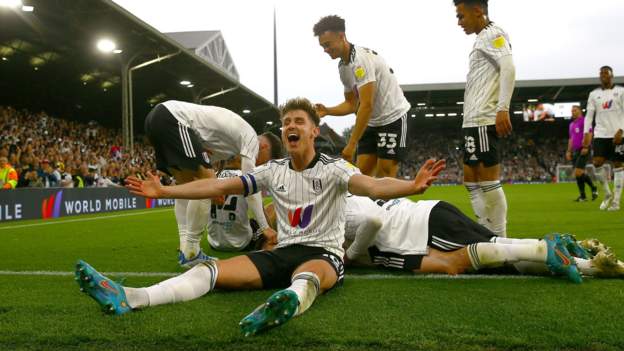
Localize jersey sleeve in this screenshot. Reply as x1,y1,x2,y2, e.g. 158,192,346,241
353,53,377,90
239,162,273,197
239,131,259,162
332,159,361,191
480,28,512,61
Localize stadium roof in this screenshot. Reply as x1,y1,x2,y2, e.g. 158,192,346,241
0,0,278,137
401,76,624,116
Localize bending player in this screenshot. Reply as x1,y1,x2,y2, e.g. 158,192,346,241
143,100,282,266
75,97,446,336
341,195,622,280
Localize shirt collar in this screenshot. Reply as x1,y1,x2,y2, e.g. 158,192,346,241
289,152,320,170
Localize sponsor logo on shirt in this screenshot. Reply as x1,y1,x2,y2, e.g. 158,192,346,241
603,100,613,110
276,184,287,192
288,205,314,229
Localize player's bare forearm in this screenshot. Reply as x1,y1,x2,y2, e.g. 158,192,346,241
582,133,592,148
327,100,357,116
348,159,446,199
126,173,243,199
348,104,373,146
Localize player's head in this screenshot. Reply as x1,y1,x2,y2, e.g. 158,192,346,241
571,105,583,119
0,156,7,167
600,65,614,87
256,131,284,166
279,97,320,154
314,15,348,60
454,0,489,35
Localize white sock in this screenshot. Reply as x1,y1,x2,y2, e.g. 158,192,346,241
612,168,624,205
465,182,487,226
286,272,320,317
595,166,612,196
124,261,218,309
467,242,547,270
180,199,210,258
479,181,507,237
491,237,540,245
175,199,189,253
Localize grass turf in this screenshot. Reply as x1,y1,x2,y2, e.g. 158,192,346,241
0,183,623,350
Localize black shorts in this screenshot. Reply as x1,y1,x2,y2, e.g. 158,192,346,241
357,114,408,160
593,138,624,162
246,245,345,289
144,104,211,176
367,201,495,272
463,125,500,167
428,201,495,251
572,150,590,170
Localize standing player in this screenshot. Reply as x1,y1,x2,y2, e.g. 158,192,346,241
582,66,624,211
313,15,411,177
144,100,282,267
566,105,598,202
455,0,516,236
75,97,445,336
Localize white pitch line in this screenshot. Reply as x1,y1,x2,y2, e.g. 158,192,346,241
0,208,172,231
0,270,545,280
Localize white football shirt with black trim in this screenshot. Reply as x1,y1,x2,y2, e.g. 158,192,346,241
240,153,360,257
162,100,258,163
339,45,411,127
584,86,624,138
344,195,439,256
207,169,253,251
463,23,513,128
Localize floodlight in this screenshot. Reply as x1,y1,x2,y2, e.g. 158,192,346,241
96,39,117,53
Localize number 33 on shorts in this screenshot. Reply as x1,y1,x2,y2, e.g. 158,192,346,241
377,133,397,149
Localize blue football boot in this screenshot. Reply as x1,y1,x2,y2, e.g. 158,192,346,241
75,260,132,315
239,289,299,336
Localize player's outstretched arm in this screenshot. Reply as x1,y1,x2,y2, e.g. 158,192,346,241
315,91,358,117
125,172,244,199
348,159,446,199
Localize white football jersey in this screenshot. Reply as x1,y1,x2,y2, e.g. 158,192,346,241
463,23,513,128
339,45,411,127
344,195,439,256
584,86,624,138
161,100,258,163
206,169,253,251
240,153,360,257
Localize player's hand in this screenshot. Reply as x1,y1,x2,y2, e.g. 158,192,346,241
125,171,162,198
495,111,512,137
341,142,357,163
314,103,329,118
580,147,589,156
614,129,623,145
413,159,446,194
211,195,225,206
261,227,278,250
565,150,572,161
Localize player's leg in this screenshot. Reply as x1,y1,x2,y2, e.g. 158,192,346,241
356,154,378,177
574,166,588,201
376,158,399,178
575,151,598,200
593,139,612,209
478,163,507,237
353,125,379,176
608,157,623,211
462,127,488,226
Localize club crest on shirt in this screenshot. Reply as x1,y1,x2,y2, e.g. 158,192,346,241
312,178,323,193
354,66,366,81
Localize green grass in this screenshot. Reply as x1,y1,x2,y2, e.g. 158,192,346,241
1,183,624,350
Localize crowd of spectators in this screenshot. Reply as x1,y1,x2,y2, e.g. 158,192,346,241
0,106,157,189
398,127,568,184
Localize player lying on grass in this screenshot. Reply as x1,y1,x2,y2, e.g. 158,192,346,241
74,97,446,336
143,100,283,267
339,195,623,280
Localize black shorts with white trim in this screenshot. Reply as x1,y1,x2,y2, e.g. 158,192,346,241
462,125,500,167
593,138,624,162
246,245,344,289
357,113,408,160
144,104,211,175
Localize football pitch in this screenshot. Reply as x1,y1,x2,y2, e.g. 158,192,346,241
1,183,623,351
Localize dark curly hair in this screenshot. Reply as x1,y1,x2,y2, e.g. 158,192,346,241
313,15,345,36
453,0,488,14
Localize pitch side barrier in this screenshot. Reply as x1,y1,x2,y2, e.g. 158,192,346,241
0,187,174,222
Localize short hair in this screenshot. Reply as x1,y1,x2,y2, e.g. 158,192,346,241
453,0,489,13
601,65,614,74
279,97,320,127
313,15,345,37
261,131,284,159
